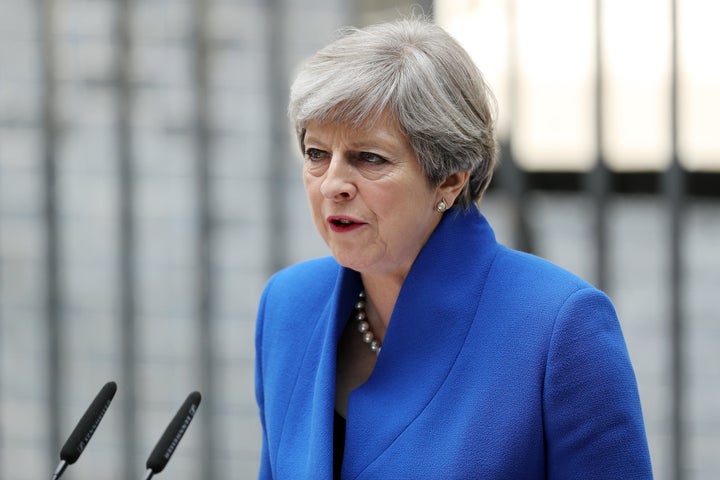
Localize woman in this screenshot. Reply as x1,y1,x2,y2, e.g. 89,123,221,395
255,18,653,479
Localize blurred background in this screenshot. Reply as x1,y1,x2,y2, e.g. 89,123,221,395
0,0,717,479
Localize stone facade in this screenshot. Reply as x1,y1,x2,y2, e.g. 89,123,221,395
1,1,718,479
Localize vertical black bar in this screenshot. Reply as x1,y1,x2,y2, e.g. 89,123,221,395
499,0,533,254
586,0,609,291
114,1,136,479
666,0,685,478
266,0,289,273
37,0,62,469
191,0,215,478
496,142,532,253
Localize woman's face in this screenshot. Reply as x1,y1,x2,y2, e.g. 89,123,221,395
302,111,444,281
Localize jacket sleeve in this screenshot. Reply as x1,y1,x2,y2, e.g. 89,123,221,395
543,287,653,479
255,281,272,479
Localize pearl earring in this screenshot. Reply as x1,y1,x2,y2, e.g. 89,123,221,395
436,199,448,213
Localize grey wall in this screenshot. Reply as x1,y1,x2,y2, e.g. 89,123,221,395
0,0,347,478
1,1,719,479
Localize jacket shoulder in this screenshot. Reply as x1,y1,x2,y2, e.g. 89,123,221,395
264,256,339,298
259,256,341,326
491,245,594,299
481,245,611,337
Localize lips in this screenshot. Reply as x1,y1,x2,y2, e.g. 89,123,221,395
327,215,366,232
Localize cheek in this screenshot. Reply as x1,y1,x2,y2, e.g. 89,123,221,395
375,183,431,217
303,174,320,201
304,178,325,221
381,192,436,237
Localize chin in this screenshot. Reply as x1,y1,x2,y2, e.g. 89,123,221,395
331,252,370,272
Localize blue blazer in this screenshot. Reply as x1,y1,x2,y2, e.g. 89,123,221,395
255,208,653,479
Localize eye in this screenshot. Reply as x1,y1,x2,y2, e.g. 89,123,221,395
305,148,328,161
358,151,386,165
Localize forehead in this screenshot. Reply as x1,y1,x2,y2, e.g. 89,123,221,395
304,108,408,147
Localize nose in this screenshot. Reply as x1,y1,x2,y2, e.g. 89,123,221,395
319,156,356,201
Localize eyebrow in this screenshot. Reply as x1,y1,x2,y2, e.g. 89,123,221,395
303,133,405,153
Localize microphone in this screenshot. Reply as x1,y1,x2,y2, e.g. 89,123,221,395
143,391,202,479
51,381,118,480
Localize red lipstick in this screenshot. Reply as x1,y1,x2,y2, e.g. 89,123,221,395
327,215,365,232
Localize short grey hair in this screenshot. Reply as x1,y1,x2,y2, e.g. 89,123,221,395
288,18,498,208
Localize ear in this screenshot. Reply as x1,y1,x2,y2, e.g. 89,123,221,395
437,171,470,208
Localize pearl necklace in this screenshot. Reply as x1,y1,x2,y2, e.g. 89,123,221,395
353,291,382,356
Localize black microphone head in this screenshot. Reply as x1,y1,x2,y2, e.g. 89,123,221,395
59,381,117,464
146,391,202,474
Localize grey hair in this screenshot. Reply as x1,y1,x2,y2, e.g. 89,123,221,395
288,18,498,208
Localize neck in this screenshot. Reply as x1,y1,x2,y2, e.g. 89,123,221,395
359,274,403,336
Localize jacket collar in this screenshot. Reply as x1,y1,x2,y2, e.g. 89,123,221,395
278,208,499,478
342,208,499,477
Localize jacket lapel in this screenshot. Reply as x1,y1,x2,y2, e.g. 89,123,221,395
275,267,361,478
342,209,499,478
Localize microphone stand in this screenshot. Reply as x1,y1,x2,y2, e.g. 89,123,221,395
51,460,68,480
144,468,155,480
